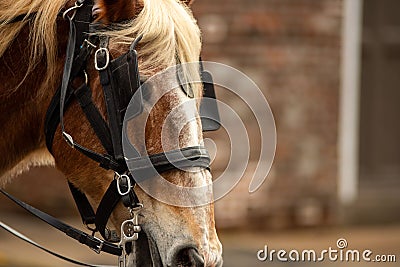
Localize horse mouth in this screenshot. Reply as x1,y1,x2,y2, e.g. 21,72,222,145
130,231,208,267
170,246,205,267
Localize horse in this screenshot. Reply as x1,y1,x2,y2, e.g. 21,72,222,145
0,0,223,266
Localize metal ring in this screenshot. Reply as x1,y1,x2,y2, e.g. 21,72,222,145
117,174,131,196
120,220,139,241
94,48,110,71
62,1,83,20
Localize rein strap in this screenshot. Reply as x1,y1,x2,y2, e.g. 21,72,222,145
0,189,122,257
0,221,115,267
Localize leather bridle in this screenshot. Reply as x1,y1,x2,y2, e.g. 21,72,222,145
1,0,220,266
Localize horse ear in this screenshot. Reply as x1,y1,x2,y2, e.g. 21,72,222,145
94,0,141,23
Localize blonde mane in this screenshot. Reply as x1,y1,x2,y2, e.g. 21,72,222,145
0,0,202,96
0,0,67,93
103,0,202,95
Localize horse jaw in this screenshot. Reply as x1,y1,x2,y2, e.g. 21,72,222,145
0,148,54,187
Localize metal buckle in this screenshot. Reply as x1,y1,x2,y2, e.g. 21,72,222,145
62,132,74,148
94,48,110,71
116,174,132,196
90,236,104,254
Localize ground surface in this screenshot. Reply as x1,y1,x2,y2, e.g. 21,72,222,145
0,214,399,267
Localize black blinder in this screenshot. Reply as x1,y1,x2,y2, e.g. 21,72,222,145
109,48,143,119
200,70,221,132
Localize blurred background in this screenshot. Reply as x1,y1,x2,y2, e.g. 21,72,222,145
1,0,400,266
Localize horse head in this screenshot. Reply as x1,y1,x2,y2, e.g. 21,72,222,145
48,0,223,266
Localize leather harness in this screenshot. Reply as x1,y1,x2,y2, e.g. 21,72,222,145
1,0,221,266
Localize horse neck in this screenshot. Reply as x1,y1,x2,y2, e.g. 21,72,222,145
0,20,68,177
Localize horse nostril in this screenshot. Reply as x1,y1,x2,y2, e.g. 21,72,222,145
173,247,204,267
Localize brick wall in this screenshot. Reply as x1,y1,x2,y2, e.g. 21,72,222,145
192,0,343,229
